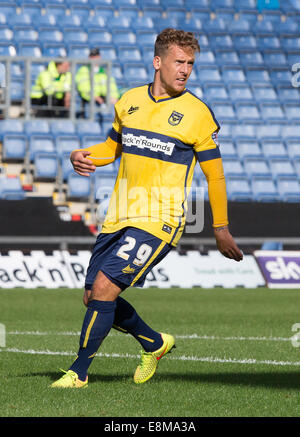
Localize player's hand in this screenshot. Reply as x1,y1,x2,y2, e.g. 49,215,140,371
83,289,91,307
214,226,243,262
70,150,96,177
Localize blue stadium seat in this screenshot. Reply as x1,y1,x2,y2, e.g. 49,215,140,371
97,46,117,62
286,140,300,159
165,7,186,21
0,119,23,140
0,43,17,56
88,30,112,47
67,172,91,199
153,17,178,32
64,29,88,45
69,6,90,20
24,120,50,137
244,157,271,178
14,27,39,43
10,13,32,28
203,84,229,103
94,174,116,200
222,158,246,177
256,123,283,141
212,103,236,122
237,140,263,160
56,135,80,157
270,68,293,86
131,16,154,31
233,34,257,50
209,34,233,50
61,152,75,181
10,79,25,101
142,6,164,19
39,28,63,44
197,67,222,85
251,176,280,202
109,16,131,30
0,27,13,42
257,35,280,50
261,140,288,159
246,68,271,85
228,84,253,103
197,49,216,66
179,17,202,32
277,86,300,103
83,14,107,31
283,104,300,122
188,86,203,99
81,135,106,148
50,120,76,137
269,158,296,178
34,153,58,180
112,31,136,47
136,30,157,48
263,51,287,67
218,122,234,140
123,64,149,82
45,4,67,18
35,14,57,28
260,103,285,122
118,6,140,20
235,103,261,122
18,43,42,58
228,18,251,33
277,177,300,202
76,121,102,139
239,50,264,67
294,158,300,179
198,34,209,49
118,46,142,63
281,36,300,51
215,49,240,66
67,44,90,58
219,139,237,158
43,43,67,57
0,176,25,200
2,134,27,161
281,125,300,141
222,67,246,85
232,123,257,140
226,176,253,201
29,135,56,161
202,18,227,34
251,20,274,34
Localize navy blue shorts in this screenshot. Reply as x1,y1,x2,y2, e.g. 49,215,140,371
85,227,172,291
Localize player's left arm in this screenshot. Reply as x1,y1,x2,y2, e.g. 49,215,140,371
196,134,243,262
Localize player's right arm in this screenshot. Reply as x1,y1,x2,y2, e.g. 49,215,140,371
70,135,121,177
70,99,123,177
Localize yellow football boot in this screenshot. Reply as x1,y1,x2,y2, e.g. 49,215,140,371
50,370,88,388
134,333,176,384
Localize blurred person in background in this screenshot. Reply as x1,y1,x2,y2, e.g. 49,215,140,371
75,47,119,118
30,60,71,117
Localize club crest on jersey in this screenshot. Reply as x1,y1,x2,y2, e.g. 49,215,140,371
168,111,184,126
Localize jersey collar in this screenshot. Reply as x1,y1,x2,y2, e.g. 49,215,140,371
147,83,187,103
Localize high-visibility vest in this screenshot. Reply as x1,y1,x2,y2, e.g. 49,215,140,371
75,66,119,102
30,61,71,100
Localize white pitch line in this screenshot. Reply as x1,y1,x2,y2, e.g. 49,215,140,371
1,347,300,367
7,330,295,342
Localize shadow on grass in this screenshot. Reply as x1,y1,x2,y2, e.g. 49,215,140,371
23,370,300,390
153,371,300,390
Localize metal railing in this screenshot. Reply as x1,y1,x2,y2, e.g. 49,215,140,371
0,55,113,121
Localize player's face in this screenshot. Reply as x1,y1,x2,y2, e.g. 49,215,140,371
153,44,195,96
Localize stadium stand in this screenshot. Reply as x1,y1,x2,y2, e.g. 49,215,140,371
0,0,299,231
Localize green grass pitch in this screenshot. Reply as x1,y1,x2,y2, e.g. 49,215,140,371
0,287,300,417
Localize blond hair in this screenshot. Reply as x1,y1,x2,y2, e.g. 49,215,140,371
154,28,200,57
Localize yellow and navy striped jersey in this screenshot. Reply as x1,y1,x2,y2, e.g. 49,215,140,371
86,83,227,246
